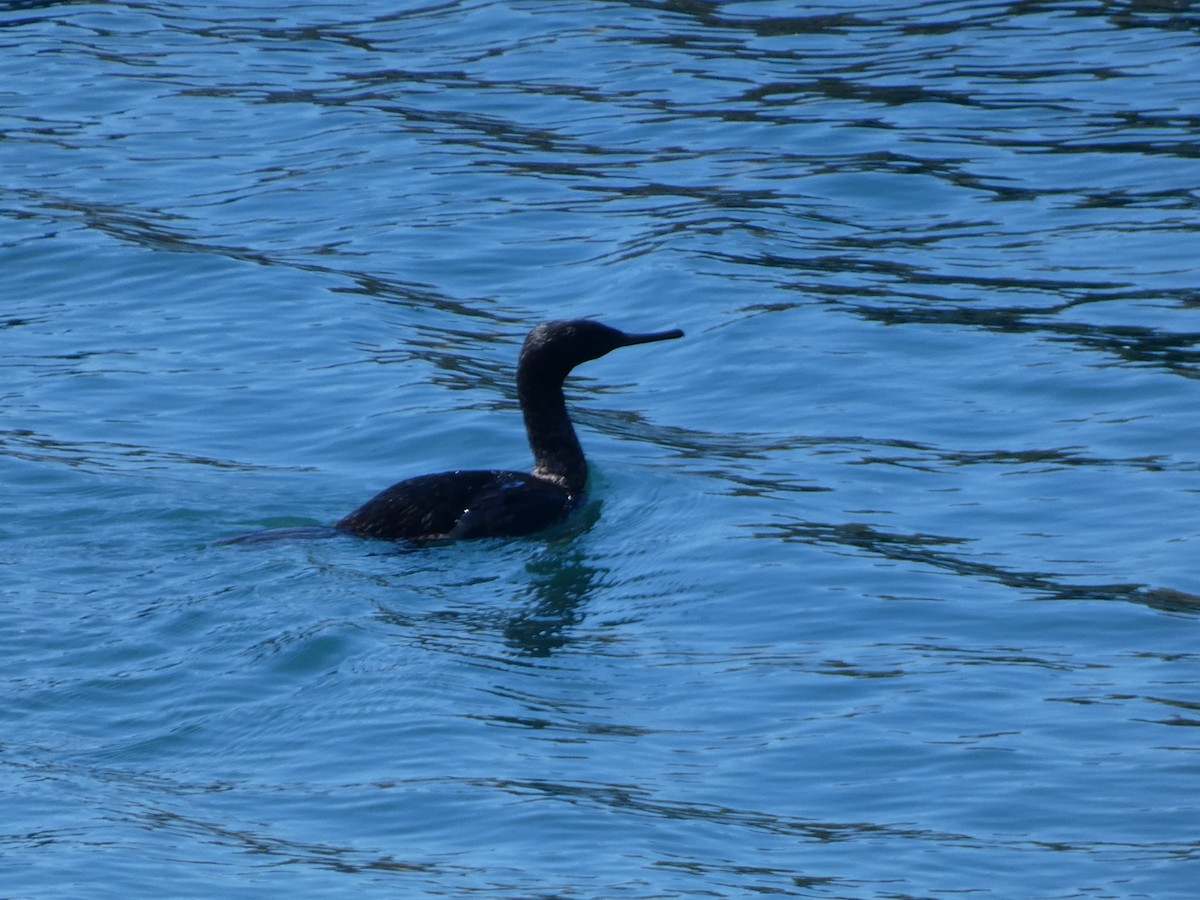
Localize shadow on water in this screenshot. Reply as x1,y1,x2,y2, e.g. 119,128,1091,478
499,527,608,657
356,503,606,658
375,555,605,662
754,515,1200,615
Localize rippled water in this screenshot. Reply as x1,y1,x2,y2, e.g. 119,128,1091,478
4,1,1200,897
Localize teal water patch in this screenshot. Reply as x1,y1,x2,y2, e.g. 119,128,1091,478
3,1,1200,898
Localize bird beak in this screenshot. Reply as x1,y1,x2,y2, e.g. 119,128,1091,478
619,328,685,347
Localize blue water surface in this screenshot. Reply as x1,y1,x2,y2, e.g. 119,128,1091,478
4,1,1200,897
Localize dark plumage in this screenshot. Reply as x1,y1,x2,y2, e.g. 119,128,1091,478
335,320,683,542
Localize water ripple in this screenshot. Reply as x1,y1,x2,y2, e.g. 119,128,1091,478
5,1,1200,897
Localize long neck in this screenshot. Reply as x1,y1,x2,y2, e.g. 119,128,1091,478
518,367,587,494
